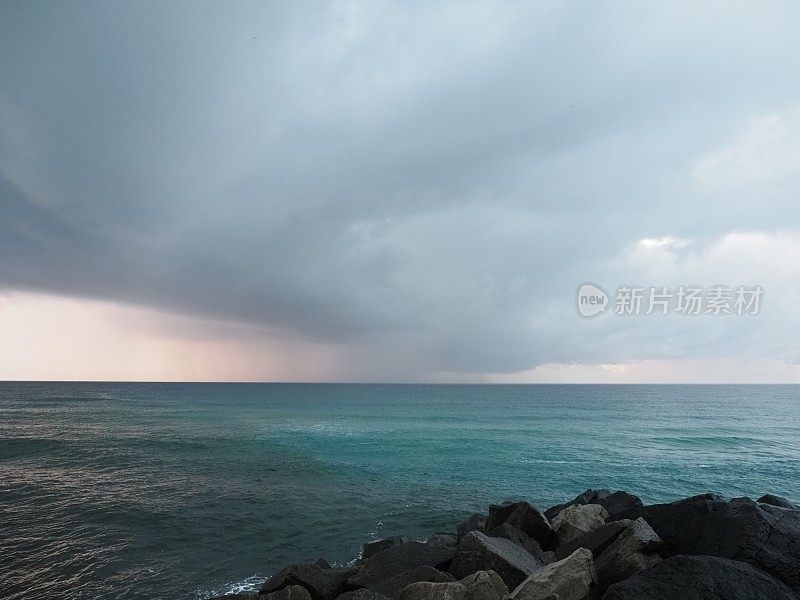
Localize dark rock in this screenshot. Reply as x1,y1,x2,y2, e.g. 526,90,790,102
316,558,332,569
602,555,795,600
371,566,453,598
616,495,800,594
485,502,552,549
363,537,411,560
260,565,351,600
593,518,661,591
555,520,632,561
348,541,454,592
260,587,313,600
210,594,259,600
449,531,545,590
397,570,507,600
337,591,390,600
427,533,458,547
510,548,596,600
485,524,548,562
544,490,643,521
757,494,799,510
457,514,487,540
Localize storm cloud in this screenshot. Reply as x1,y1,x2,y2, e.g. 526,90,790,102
2,1,800,380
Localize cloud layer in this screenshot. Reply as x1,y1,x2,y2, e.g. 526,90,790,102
1,2,800,380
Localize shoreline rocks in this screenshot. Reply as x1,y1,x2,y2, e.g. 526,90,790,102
211,488,800,600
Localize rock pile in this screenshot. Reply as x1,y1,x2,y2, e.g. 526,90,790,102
211,489,800,600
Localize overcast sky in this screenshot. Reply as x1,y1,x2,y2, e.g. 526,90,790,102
2,1,800,382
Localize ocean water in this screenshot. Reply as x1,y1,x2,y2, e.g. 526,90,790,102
1,383,799,599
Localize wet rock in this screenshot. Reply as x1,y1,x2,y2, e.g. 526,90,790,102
550,504,608,547
348,542,454,592
260,565,352,600
316,559,332,570
486,524,548,562
371,566,454,598
617,495,800,594
485,502,552,549
544,490,642,521
449,531,545,590
554,520,632,561
427,533,458,547
363,537,411,560
757,494,799,510
397,570,507,600
593,518,661,590
260,587,313,600
337,590,391,600
510,548,595,600
602,554,795,600
457,514,487,540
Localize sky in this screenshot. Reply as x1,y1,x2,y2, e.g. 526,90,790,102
1,1,800,382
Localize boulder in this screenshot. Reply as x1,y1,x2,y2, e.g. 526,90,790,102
337,591,391,600
348,541,454,592
449,531,545,590
260,564,352,600
428,533,458,547
457,514,487,540
544,490,642,521
371,566,454,598
363,537,411,560
593,518,661,590
485,502,552,549
757,494,799,510
550,504,608,547
396,571,507,600
211,594,259,600
617,495,800,594
262,587,313,600
486,524,548,562
554,520,632,561
510,548,596,600
602,555,795,600
316,559,332,569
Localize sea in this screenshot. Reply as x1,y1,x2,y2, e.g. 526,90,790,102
1,382,798,599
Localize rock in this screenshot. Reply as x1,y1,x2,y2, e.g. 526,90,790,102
457,514,487,540
449,531,545,590
550,504,608,547
260,564,351,600
428,533,458,547
337,591,391,600
396,571,507,600
316,558,332,569
602,555,795,600
617,495,800,594
510,548,596,600
348,541,454,592
486,524,548,562
211,594,259,600
485,502,552,549
371,566,454,598
593,518,661,590
363,537,411,560
260,587,313,600
544,490,642,521
554,520,632,561
757,494,799,510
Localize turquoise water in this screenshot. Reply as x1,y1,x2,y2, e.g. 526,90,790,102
1,383,799,599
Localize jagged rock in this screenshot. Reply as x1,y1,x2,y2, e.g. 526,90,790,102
757,494,799,510
485,502,552,549
371,566,454,598
617,495,800,594
449,531,545,590
486,524,548,562
348,542,454,592
510,548,595,600
260,587,313,600
544,490,642,521
428,533,458,547
337,591,391,600
555,520,632,561
363,537,411,560
550,504,608,547
260,564,352,600
602,555,795,600
593,518,661,590
397,571,507,600
457,514,487,540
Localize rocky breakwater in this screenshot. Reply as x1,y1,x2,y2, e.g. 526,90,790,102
212,489,800,600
